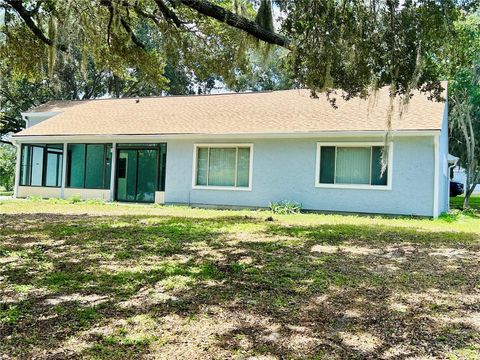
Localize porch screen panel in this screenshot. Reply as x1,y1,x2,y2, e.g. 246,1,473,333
236,147,250,187
104,144,112,188
208,148,236,187
196,147,208,186
31,146,44,186
20,145,31,186
125,150,138,201
45,152,62,187
85,144,105,189
67,144,85,188
136,149,157,202
335,147,370,184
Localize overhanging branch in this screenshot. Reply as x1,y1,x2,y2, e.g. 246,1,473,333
5,0,68,52
177,0,290,48
154,0,183,27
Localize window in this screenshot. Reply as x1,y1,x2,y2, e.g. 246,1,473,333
20,144,63,187
193,145,252,190
66,144,112,189
316,143,392,189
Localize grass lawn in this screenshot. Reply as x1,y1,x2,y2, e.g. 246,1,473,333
0,186,13,196
0,200,479,359
450,195,480,211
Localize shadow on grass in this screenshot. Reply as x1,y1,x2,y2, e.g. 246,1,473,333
0,213,479,359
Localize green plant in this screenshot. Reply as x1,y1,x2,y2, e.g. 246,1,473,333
26,196,43,202
269,200,302,215
67,195,82,204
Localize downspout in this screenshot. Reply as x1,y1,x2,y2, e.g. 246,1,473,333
447,163,456,212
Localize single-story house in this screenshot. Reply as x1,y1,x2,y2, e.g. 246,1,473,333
11,87,449,217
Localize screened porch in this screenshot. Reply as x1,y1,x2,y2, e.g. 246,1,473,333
16,143,167,203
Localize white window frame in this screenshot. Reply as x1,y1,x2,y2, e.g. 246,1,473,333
192,143,253,191
315,141,393,190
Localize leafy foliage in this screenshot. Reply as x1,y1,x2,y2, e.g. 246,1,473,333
448,10,480,209
0,143,15,191
269,200,302,214
0,0,478,137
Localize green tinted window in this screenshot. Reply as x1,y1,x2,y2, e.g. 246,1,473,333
371,146,388,185
158,144,167,191
236,147,250,187
319,147,335,184
196,148,209,186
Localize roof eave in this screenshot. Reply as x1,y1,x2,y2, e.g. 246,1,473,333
11,129,441,143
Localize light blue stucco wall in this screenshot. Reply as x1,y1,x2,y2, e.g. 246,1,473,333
164,136,436,216
438,102,450,214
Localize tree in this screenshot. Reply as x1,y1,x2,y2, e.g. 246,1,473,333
2,1,472,97
0,142,15,191
447,9,480,209
449,64,480,209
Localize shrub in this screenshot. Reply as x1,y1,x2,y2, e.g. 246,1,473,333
67,195,82,203
269,200,302,215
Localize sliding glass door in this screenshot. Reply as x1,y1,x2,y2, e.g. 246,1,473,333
116,148,159,203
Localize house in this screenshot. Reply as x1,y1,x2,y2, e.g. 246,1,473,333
452,166,480,194
11,87,449,217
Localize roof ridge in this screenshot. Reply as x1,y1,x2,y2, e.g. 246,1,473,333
32,88,305,108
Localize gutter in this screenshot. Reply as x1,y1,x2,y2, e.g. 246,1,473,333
10,130,442,143
447,155,460,212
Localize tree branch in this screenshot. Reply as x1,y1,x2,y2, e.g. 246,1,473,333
100,0,146,50
154,0,183,27
5,0,68,52
119,16,146,49
177,0,290,48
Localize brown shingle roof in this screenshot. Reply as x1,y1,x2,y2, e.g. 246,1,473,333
15,87,446,137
